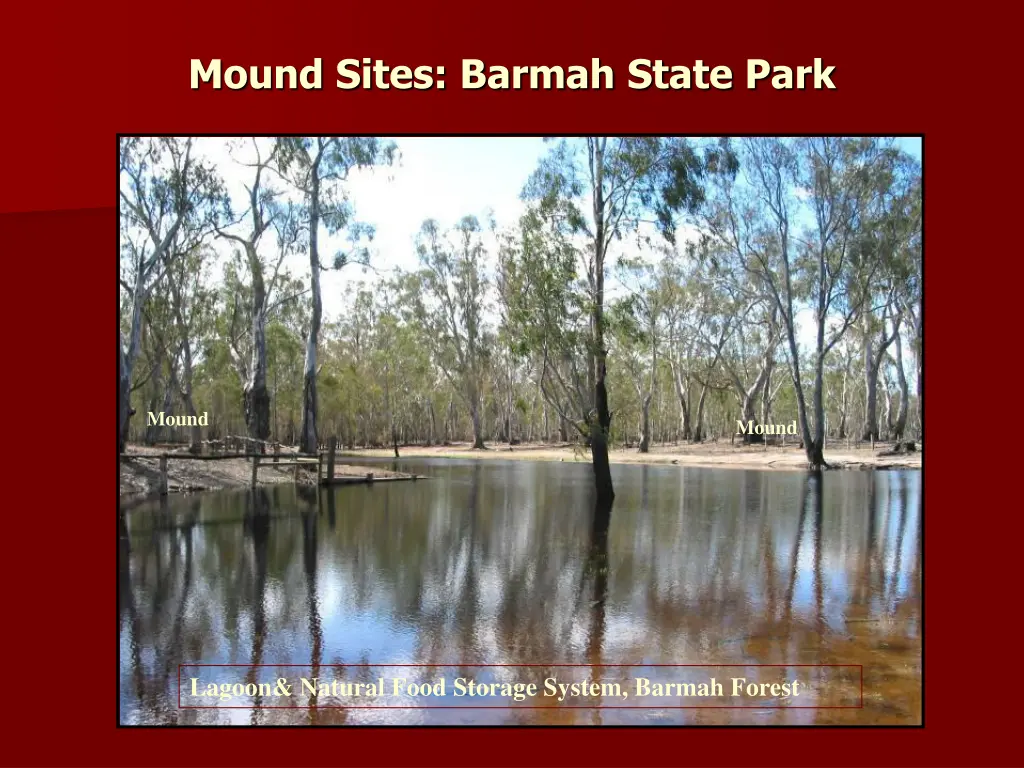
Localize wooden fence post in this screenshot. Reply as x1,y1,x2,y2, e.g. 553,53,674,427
274,443,280,464
317,452,324,485
327,437,337,483
159,455,168,496
251,453,259,488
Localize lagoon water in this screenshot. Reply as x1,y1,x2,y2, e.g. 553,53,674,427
118,460,921,725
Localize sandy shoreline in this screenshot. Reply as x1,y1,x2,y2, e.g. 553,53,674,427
119,438,920,503
338,440,922,472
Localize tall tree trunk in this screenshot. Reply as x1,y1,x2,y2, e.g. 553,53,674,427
638,331,657,454
245,245,271,444
638,393,652,453
159,380,174,442
730,355,771,443
118,331,129,453
883,375,894,440
426,400,435,446
469,396,485,449
837,359,849,439
670,358,691,441
165,362,201,453
506,362,515,448
892,328,909,440
119,276,146,451
299,174,322,454
692,384,709,443
809,347,827,467
862,357,880,442
589,140,614,503
779,304,818,467
383,363,399,458
161,257,202,453
861,311,899,442
591,378,614,502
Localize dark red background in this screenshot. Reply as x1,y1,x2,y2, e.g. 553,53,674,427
0,1,1014,765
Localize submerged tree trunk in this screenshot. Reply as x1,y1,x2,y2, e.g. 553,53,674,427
591,374,614,502
589,140,614,503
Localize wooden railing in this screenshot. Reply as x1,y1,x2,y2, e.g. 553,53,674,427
119,436,376,495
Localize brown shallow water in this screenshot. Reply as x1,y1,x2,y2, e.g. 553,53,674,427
118,460,921,725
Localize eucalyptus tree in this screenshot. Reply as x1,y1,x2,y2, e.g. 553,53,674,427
691,231,785,436
495,245,528,447
859,298,901,442
827,339,856,440
894,173,922,438
118,136,226,451
890,335,910,441
610,255,665,453
704,137,895,468
275,136,397,453
520,137,726,501
214,138,300,445
855,149,919,441
136,277,179,444
658,249,703,441
719,298,781,437
370,278,433,456
681,245,744,442
161,240,216,451
413,216,491,449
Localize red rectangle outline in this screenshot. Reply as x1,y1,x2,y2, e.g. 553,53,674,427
178,664,864,710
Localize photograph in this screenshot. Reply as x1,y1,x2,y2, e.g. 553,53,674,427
117,135,923,726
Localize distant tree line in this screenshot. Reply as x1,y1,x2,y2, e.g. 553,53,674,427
119,136,922,501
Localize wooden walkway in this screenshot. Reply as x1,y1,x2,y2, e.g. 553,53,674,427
120,436,428,495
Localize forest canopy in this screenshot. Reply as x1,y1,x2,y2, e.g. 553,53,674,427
119,136,922,500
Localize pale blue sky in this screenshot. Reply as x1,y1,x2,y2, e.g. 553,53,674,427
202,136,922,321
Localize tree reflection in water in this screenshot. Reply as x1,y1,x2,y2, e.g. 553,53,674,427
118,462,921,725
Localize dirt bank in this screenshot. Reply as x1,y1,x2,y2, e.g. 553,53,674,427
119,445,409,500
338,440,922,472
